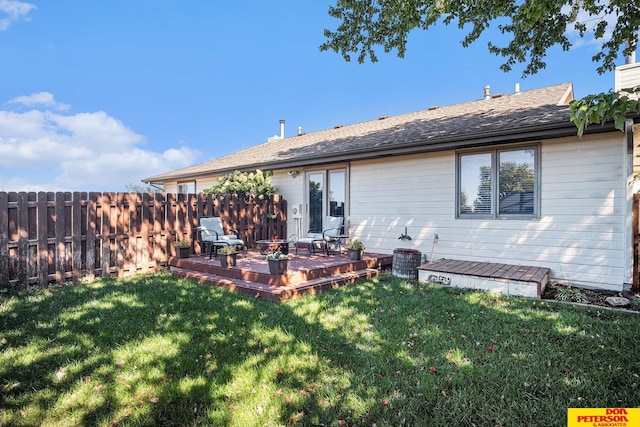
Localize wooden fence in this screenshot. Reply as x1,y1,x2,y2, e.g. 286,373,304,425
0,192,287,289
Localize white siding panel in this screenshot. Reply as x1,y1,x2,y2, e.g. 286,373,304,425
271,170,305,240
615,62,640,93
195,177,219,192
349,135,629,291
163,182,178,193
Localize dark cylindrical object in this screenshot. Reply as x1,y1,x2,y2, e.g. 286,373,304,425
392,248,422,280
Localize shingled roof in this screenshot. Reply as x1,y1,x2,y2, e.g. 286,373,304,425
145,83,585,183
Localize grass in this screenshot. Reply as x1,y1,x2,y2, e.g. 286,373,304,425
1,272,639,426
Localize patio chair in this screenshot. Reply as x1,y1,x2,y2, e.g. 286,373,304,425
295,216,344,256
198,217,246,259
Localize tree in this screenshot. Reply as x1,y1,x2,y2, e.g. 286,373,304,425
321,0,640,134
320,0,639,77
569,86,640,136
125,182,160,193
203,170,277,199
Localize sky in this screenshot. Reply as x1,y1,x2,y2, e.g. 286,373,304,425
0,1,630,192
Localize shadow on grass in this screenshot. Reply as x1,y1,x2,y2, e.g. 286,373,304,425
1,272,639,426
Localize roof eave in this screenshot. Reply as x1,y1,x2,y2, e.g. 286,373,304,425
145,120,619,183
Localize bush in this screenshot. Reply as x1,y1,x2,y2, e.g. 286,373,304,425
555,286,589,304
203,170,277,200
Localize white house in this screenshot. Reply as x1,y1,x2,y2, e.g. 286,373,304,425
145,69,640,293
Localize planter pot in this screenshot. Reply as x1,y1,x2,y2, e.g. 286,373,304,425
176,246,191,259
268,259,288,275
347,248,363,261
220,253,237,268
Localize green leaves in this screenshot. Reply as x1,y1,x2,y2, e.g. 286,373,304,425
569,87,640,137
203,170,277,199
321,0,640,78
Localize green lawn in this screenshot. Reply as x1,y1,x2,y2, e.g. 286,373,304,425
1,272,638,426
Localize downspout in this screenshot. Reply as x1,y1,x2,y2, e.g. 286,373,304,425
628,119,639,291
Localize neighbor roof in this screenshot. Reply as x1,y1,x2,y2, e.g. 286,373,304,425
144,83,606,183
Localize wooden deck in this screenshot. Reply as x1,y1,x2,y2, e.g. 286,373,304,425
418,258,550,298
168,250,393,302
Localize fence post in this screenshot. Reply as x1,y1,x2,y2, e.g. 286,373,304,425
0,192,8,286
54,192,65,283
86,193,97,280
17,192,28,288
36,192,48,287
154,192,165,264
101,193,111,278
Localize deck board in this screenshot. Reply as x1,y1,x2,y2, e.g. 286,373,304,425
418,258,550,298
422,259,548,284
168,250,393,302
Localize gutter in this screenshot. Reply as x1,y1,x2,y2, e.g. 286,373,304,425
145,120,620,184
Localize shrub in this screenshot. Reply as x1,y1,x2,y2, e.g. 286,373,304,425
203,170,277,200
555,286,589,304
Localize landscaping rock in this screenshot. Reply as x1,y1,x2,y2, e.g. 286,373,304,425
605,296,631,307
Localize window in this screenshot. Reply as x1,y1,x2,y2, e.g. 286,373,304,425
177,182,195,194
457,146,538,218
306,168,347,232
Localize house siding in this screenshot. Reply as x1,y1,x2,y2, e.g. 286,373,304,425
615,62,640,93
345,134,629,291
163,177,220,194
271,171,304,240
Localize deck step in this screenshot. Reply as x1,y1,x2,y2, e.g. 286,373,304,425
418,258,549,298
170,266,380,302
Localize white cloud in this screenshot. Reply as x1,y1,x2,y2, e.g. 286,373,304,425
0,94,201,192
7,92,70,111
563,4,617,51
0,0,36,31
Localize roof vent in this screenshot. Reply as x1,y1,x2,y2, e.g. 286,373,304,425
297,126,304,136
378,115,389,120
334,124,344,129
484,85,491,100
492,93,503,98
428,105,439,110
267,120,285,141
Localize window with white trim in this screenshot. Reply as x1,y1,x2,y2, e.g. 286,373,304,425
177,182,195,194
457,146,538,218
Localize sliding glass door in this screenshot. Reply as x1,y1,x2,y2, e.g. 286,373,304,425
306,169,347,233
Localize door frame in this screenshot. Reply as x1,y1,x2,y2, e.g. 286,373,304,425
304,166,349,234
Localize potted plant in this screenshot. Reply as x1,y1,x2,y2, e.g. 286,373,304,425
173,239,191,259
346,239,365,261
218,245,237,268
266,251,288,275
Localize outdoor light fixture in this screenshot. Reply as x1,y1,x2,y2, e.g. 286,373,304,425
288,170,299,178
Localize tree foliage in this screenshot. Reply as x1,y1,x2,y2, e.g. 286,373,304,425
320,0,640,77
125,182,160,193
499,161,534,195
203,170,277,199
569,87,640,136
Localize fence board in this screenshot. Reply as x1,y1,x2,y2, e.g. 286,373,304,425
55,192,65,283
115,192,126,276
17,192,28,287
0,192,286,288
86,193,97,279
72,192,82,282
37,192,48,287
0,192,8,286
